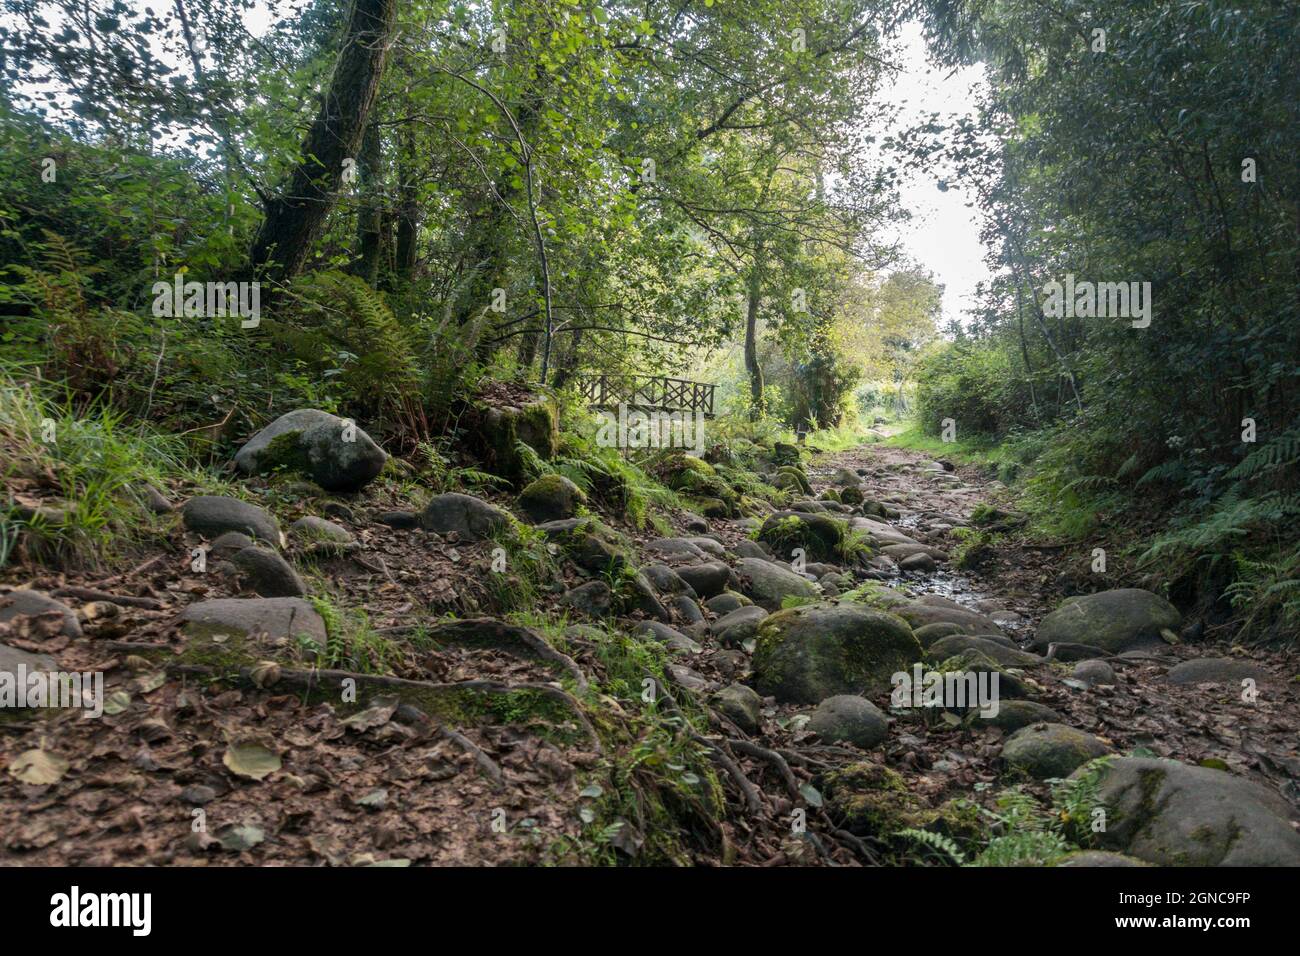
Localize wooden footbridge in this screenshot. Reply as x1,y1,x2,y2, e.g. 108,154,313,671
575,374,717,417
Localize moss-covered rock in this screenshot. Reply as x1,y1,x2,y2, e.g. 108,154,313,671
1001,722,1110,779
517,474,586,523
772,442,801,466
694,496,733,519
752,602,921,704
179,597,328,668
1031,588,1181,654
912,621,965,648
1055,850,1150,867
838,486,864,506
544,516,633,575
757,511,848,563
234,409,387,493
926,634,1043,668
861,499,888,519
713,683,762,734
933,648,1033,699
772,466,812,495
831,467,860,487
894,602,1003,635
735,557,819,610
1085,756,1300,866
475,397,559,487
822,762,922,835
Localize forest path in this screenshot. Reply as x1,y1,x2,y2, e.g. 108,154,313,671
784,439,1300,817
2,433,1297,866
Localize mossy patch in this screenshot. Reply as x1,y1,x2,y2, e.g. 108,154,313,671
257,430,312,476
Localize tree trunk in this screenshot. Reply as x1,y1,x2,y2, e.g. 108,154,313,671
551,325,583,389
250,0,397,282
393,118,419,281
744,247,765,419
351,118,383,287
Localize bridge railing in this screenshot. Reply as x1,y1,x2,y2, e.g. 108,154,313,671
575,374,716,417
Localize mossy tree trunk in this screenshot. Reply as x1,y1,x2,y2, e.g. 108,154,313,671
250,0,398,282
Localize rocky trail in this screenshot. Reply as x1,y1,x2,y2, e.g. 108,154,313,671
2,419,1298,867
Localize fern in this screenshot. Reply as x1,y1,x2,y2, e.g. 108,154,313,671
273,270,422,435
1227,427,1300,481
897,828,966,865
972,831,1069,867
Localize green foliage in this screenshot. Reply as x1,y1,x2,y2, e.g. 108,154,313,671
968,787,1069,867
306,594,395,675
896,827,967,866
272,271,420,429
482,522,562,614
0,370,221,569
913,340,1027,437
903,0,1300,638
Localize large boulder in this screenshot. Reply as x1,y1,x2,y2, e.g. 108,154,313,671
0,642,59,679
1032,588,1180,654
644,537,708,562
752,602,921,704
1001,723,1110,779
561,581,612,619
517,475,586,523
419,493,511,541
735,557,819,610
183,496,281,545
641,564,697,599
0,590,82,640
673,562,732,599
1085,757,1300,866
911,621,966,648
927,634,1043,668
652,451,726,497
633,621,701,655
234,409,386,493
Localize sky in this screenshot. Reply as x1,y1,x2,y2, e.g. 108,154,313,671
878,21,992,327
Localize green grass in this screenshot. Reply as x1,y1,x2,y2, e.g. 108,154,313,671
0,370,229,568
306,593,396,674
885,423,1016,469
